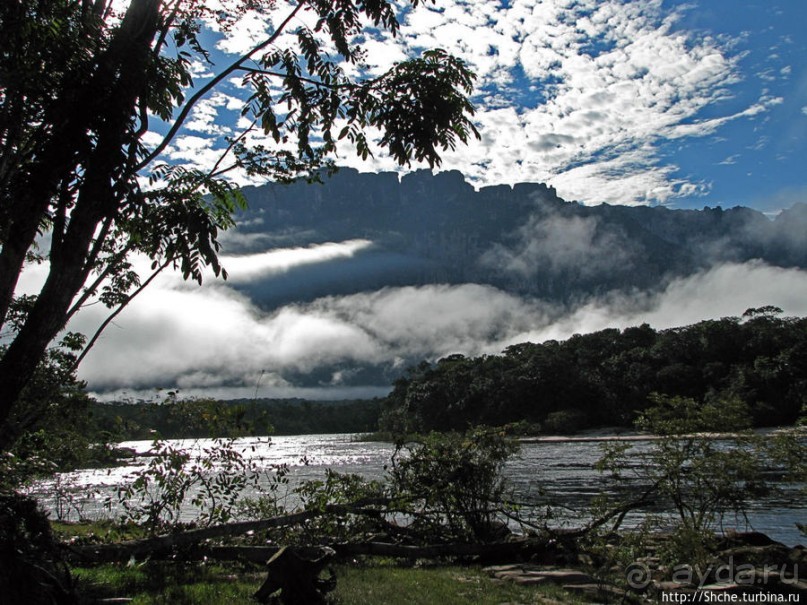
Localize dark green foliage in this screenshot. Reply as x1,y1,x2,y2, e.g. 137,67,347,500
0,0,478,450
380,310,807,433
0,314,90,447
0,493,77,604
388,430,518,542
1,395,378,482
111,438,266,535
251,398,381,436
90,397,381,440
292,469,387,544
594,393,805,570
633,395,766,531
0,327,99,488
249,430,519,546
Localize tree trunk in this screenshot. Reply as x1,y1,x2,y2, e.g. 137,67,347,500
67,499,391,563
0,0,161,446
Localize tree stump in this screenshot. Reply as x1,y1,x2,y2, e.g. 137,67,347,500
253,545,336,605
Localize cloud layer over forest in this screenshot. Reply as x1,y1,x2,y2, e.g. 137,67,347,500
68,240,807,400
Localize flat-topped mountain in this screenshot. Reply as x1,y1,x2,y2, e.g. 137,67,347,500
230,168,807,307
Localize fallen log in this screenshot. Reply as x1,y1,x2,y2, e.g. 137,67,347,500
65,498,389,563
68,538,555,566
64,491,642,565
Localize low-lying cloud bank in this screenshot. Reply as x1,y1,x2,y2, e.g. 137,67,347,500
74,252,807,401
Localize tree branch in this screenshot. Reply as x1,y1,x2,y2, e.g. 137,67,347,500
68,497,392,562
72,256,173,370
137,1,308,170
234,66,354,91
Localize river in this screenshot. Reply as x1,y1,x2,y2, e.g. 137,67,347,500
29,433,805,546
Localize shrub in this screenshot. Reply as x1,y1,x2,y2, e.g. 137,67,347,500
388,429,518,541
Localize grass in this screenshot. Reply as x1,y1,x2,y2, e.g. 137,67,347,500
52,519,167,545
332,561,578,605
71,560,583,605
59,520,582,604
73,562,263,605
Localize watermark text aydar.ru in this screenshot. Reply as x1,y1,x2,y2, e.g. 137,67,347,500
626,557,801,590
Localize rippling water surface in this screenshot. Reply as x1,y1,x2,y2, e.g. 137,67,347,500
30,433,804,545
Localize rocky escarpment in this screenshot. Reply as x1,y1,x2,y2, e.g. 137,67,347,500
232,168,807,306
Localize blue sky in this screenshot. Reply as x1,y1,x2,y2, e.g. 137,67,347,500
63,0,807,399
155,0,807,213
658,1,807,212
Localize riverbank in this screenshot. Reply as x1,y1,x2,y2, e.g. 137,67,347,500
356,425,807,445
518,425,807,444
62,525,806,604
32,420,806,603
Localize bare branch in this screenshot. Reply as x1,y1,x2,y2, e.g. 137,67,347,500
72,256,173,369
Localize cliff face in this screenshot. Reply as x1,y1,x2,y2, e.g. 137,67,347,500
231,168,807,306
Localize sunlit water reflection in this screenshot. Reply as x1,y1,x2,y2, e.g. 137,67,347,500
28,433,804,545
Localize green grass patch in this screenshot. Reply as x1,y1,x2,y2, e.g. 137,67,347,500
332,561,577,604
73,562,262,605
71,560,581,605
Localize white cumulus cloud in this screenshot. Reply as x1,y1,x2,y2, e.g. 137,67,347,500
158,0,778,206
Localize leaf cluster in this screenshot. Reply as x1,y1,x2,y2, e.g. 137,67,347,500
240,2,479,171
594,393,805,567
387,429,518,542
0,329,90,482
111,437,266,534
245,430,519,546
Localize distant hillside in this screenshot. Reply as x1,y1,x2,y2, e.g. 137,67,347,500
379,309,807,434
231,168,807,306
90,398,380,439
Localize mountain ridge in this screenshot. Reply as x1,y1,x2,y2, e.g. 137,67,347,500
229,168,807,306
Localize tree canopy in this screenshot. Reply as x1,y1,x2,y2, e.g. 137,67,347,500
380,309,807,434
0,0,479,449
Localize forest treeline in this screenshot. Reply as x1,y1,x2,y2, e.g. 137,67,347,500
14,307,805,477
84,307,807,443
89,397,380,441
379,307,807,434
14,397,380,471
